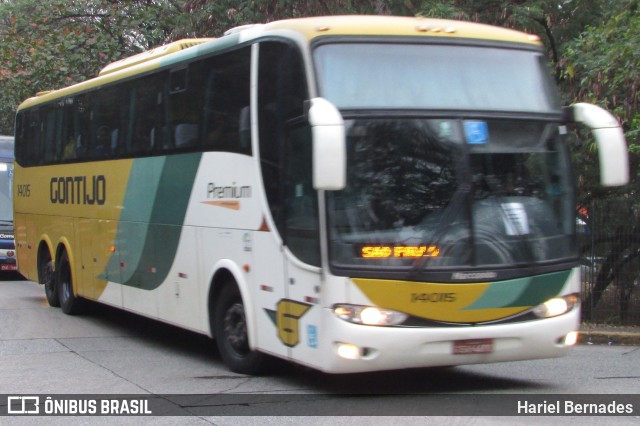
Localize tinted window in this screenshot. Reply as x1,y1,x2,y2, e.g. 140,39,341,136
258,41,319,266
127,72,168,154
198,48,251,154
15,46,253,166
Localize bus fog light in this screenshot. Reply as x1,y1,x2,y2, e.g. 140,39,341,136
533,294,579,318
333,304,408,326
336,343,361,359
563,331,579,346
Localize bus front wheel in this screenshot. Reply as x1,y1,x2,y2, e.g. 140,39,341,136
213,283,268,375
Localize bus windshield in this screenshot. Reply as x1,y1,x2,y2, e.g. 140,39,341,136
317,42,573,277
314,43,561,113
326,118,575,274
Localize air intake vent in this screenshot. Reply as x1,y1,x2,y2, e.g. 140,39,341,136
223,24,263,36
99,38,214,76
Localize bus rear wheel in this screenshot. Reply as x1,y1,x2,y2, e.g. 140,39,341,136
57,251,84,315
214,283,268,375
40,252,59,307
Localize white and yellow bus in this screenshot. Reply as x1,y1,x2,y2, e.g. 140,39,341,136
13,16,628,374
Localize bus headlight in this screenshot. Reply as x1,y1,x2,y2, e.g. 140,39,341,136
333,304,408,326
532,294,579,318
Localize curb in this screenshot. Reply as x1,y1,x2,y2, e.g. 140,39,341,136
578,329,640,346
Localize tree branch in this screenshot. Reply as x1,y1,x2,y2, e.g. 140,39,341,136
533,16,559,78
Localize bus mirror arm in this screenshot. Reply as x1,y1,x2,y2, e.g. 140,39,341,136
309,97,347,191
568,103,629,187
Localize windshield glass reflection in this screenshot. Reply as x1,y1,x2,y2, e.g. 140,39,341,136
327,119,575,274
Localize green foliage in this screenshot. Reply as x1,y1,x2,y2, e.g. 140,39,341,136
177,0,419,38
563,1,640,136
0,0,182,134
560,0,640,213
414,0,605,70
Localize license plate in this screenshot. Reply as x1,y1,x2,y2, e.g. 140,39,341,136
1,264,17,271
453,338,493,355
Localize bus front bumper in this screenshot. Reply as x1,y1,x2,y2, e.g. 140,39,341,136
318,308,580,374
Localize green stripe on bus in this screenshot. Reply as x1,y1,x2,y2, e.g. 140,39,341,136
506,270,570,307
101,153,202,290
463,270,570,310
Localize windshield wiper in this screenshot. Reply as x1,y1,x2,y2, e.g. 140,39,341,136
409,183,471,277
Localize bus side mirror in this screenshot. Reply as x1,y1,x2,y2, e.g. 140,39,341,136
308,97,346,190
569,103,629,186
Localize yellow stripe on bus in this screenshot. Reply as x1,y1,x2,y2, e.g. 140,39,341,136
352,278,528,323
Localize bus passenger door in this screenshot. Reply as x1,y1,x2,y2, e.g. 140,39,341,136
251,230,288,360
254,39,322,362
281,124,324,365
254,123,322,363
253,136,322,364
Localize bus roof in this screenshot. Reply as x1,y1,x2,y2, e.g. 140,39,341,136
261,15,542,44
17,15,542,111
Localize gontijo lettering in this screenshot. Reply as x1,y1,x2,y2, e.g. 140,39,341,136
50,175,106,205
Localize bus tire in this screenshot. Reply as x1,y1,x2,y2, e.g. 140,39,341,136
57,251,83,315
40,252,59,307
214,282,268,375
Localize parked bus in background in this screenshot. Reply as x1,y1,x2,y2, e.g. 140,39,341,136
0,135,16,274
13,16,628,374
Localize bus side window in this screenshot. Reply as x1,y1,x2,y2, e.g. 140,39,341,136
201,47,251,155
14,113,24,165
15,111,38,167
169,67,201,151
127,73,168,155
74,95,91,160
90,87,125,158
61,99,76,161
42,106,58,163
